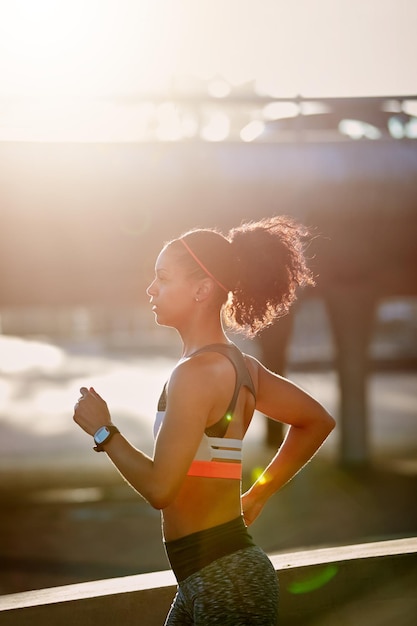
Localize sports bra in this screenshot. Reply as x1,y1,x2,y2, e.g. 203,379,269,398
154,343,256,480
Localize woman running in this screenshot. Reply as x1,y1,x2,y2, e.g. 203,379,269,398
73,215,335,625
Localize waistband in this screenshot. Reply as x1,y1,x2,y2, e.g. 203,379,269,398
164,516,255,583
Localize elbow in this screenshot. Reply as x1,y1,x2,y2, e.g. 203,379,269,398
146,485,177,511
305,408,335,440
149,495,170,511
142,465,184,510
321,411,336,436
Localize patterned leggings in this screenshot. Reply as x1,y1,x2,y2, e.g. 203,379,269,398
164,546,279,625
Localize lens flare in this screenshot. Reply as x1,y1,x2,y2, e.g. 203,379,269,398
251,466,268,485
287,564,339,594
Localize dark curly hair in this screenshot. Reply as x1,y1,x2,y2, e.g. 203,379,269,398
168,216,315,337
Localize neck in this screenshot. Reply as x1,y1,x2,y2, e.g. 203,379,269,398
181,333,230,358
177,315,229,358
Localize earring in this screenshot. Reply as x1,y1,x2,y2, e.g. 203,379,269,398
195,297,199,302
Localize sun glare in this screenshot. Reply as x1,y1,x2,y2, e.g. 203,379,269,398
0,0,182,98
0,1,98,97
0,0,415,141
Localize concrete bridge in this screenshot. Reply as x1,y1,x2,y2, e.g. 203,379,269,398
1,134,416,465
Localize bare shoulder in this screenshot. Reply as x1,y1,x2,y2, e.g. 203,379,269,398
242,353,265,392
167,350,235,405
171,350,235,381
243,352,286,380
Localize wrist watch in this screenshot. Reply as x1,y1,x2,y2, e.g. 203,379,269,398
93,424,120,452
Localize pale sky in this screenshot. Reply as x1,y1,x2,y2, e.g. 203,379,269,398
0,0,416,140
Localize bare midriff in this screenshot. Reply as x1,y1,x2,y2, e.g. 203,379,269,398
162,475,241,541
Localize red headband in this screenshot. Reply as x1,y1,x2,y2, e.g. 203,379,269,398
180,238,229,293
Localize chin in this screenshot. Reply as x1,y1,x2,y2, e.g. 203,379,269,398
155,315,174,329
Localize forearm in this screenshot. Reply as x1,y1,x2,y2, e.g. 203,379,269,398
245,417,334,505
73,387,169,508
99,434,163,507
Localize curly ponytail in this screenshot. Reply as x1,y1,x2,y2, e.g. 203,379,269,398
224,216,315,336
170,216,315,337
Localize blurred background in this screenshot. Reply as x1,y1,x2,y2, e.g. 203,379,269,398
0,0,416,623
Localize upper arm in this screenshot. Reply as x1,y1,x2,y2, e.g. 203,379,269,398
151,360,215,506
248,355,333,428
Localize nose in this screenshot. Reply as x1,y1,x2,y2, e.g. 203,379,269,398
146,278,157,297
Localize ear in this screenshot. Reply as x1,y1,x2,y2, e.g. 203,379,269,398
195,278,214,302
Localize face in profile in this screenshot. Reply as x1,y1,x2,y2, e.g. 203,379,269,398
147,245,198,329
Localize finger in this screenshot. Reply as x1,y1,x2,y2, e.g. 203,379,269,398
88,387,103,401
79,387,89,397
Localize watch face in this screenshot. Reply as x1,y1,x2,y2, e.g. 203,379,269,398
94,426,110,444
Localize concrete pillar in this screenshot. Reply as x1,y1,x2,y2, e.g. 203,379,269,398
324,286,376,466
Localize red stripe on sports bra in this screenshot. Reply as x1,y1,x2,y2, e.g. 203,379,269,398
187,460,242,480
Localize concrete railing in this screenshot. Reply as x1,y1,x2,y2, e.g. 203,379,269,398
1,537,416,625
